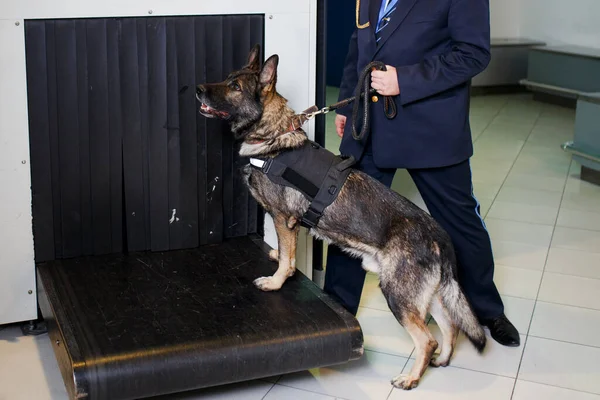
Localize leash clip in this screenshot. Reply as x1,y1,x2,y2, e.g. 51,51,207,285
305,106,331,121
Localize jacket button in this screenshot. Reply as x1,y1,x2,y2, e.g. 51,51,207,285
371,95,379,103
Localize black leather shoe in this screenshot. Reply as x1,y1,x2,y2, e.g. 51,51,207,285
482,313,520,347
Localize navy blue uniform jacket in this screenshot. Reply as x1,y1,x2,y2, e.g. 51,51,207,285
337,0,491,169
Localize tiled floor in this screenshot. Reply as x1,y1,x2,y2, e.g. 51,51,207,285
2,90,600,399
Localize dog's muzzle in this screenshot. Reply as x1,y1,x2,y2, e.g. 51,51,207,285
195,89,230,119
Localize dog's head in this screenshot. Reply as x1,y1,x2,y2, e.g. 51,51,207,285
196,44,280,138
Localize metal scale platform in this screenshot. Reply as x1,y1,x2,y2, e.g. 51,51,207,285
37,236,362,400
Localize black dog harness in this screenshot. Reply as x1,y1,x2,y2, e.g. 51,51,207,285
249,141,356,229
245,60,395,230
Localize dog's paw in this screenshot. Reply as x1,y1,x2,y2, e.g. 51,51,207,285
253,276,283,291
430,356,450,368
268,249,279,262
391,374,419,390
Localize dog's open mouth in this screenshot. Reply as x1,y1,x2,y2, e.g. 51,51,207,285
199,102,230,119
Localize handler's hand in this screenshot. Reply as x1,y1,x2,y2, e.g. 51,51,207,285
335,114,346,138
371,65,400,96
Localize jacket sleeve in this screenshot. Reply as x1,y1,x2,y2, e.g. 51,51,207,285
336,28,359,117
395,0,491,105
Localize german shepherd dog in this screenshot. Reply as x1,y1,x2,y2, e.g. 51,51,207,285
196,45,486,390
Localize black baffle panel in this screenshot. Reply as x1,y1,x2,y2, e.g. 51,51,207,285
25,15,262,262
24,14,364,400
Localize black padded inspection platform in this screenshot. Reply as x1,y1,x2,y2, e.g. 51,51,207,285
37,236,364,400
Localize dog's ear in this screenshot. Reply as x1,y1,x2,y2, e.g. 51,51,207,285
259,54,279,91
244,44,261,71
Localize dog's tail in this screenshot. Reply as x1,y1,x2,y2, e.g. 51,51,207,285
439,277,487,353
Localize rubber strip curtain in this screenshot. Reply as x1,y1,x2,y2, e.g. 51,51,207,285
25,15,264,262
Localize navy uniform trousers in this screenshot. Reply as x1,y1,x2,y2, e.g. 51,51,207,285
323,140,504,321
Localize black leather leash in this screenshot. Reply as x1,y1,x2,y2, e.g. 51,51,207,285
351,61,397,140
304,61,397,141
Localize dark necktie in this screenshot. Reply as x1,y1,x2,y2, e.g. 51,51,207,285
375,0,398,43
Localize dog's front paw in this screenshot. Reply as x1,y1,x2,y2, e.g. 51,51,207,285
391,374,419,390
253,276,283,291
268,249,279,262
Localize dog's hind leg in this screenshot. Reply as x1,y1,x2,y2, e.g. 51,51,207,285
390,311,438,390
254,214,299,291
381,265,438,391
429,295,458,367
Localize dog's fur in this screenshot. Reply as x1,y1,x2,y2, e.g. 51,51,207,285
196,45,487,390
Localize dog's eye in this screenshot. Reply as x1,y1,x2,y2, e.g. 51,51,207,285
231,82,241,91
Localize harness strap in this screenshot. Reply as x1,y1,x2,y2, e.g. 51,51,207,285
250,148,356,229
250,157,320,198
249,158,266,168
300,155,355,229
